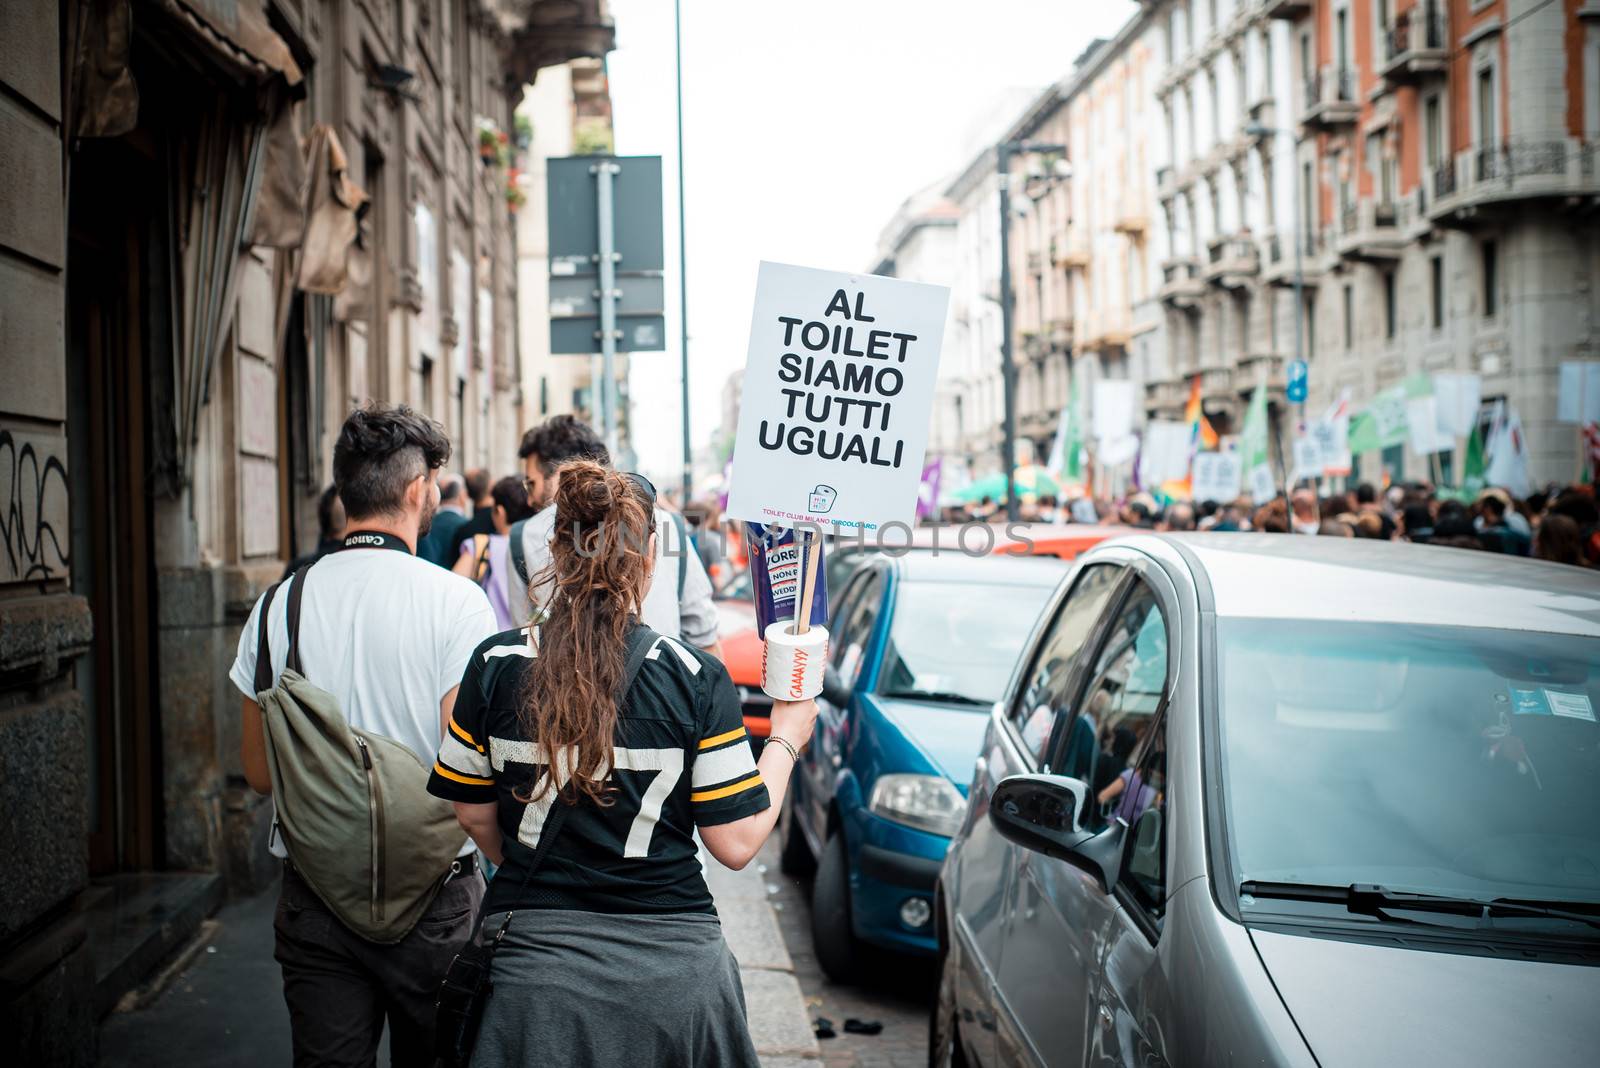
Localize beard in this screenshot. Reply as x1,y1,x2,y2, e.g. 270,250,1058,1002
418,491,438,537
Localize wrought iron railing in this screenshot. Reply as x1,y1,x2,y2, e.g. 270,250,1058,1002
1386,7,1444,62
1434,158,1457,198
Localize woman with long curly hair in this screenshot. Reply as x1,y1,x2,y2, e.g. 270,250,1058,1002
427,461,818,1066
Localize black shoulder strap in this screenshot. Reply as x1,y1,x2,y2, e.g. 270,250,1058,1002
284,562,315,675
252,580,285,694
621,622,659,713
669,511,689,599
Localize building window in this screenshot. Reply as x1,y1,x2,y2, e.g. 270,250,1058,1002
1343,284,1354,351
1336,7,1350,71
1430,255,1444,329
1483,240,1498,318
1424,95,1442,170
1166,11,1177,61
1301,159,1315,251
1477,67,1496,146
1383,272,1396,338
1306,292,1317,356
1263,32,1274,96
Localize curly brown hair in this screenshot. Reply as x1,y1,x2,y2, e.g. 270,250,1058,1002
515,461,654,806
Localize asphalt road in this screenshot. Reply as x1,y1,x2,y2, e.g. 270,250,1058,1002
757,836,938,1068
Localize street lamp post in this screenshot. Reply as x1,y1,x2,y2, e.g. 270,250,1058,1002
996,140,1065,521
674,0,693,505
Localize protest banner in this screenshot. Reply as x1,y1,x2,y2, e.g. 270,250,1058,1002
1192,452,1242,504
1140,420,1192,488
724,261,949,533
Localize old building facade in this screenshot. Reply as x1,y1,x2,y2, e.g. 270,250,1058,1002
0,2,611,1062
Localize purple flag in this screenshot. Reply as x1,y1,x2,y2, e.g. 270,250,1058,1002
916,459,943,519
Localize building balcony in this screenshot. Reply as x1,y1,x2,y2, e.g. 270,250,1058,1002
1051,234,1091,270
1156,165,1179,201
1199,365,1236,402
1262,0,1313,19
1260,230,1323,288
1334,198,1403,262
1026,249,1046,274
1144,377,1186,416
1235,352,1288,401
1428,139,1600,227
1159,258,1206,310
1114,212,1149,237
1301,68,1359,130
1380,6,1448,87
1203,235,1261,288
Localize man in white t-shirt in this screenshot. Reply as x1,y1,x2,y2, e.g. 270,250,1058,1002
230,404,497,1067
508,415,720,651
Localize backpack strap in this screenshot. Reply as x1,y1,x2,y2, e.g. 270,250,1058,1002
252,580,286,694
284,562,315,676
668,511,690,599
508,517,531,587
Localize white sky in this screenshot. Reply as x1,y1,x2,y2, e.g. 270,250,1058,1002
605,0,1137,486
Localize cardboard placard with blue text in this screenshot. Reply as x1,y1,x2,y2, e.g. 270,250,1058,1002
725,261,949,534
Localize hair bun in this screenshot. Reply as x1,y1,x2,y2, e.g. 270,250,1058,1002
556,460,616,525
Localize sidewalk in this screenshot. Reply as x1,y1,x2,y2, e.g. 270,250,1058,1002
98,855,818,1066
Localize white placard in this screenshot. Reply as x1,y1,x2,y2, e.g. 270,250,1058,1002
1432,372,1482,437
1092,380,1137,443
1139,420,1192,486
1248,462,1277,504
1098,433,1140,467
1192,452,1243,503
1406,395,1452,455
1310,418,1351,475
1292,436,1323,480
724,262,949,534
1558,361,1600,425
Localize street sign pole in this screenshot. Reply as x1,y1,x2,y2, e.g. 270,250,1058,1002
595,159,621,457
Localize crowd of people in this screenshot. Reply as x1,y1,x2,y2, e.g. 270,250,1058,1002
938,480,1599,568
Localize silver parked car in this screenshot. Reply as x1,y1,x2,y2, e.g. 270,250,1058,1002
933,533,1600,1068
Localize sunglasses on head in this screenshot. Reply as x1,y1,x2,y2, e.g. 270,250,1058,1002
622,471,658,511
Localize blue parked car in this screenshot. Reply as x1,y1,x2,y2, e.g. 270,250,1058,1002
778,551,1066,978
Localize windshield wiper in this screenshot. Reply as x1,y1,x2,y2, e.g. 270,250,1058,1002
881,689,987,706
1239,881,1600,930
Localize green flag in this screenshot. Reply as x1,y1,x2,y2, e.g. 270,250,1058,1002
1239,383,1273,503
1347,374,1432,455
1048,378,1084,486
1461,422,1486,493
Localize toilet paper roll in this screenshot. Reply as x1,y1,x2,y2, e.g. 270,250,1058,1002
761,621,830,702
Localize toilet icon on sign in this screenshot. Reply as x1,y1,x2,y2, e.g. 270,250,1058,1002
807,485,837,514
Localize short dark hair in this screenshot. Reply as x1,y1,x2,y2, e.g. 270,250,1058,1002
490,475,535,525
464,467,491,503
1355,482,1377,504
332,404,451,519
518,414,609,474
316,484,343,538
439,472,466,504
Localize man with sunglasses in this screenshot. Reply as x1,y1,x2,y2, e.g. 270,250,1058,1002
510,415,721,654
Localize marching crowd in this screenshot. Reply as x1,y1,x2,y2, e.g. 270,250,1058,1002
943,481,1598,567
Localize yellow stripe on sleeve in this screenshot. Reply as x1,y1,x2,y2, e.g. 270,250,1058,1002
698,726,746,751
448,718,484,753
691,773,764,803
433,761,495,787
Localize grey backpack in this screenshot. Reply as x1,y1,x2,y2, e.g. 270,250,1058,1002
253,564,466,944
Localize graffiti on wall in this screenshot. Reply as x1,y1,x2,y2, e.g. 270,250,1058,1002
0,428,70,583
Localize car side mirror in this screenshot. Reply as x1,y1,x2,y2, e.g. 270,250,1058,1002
989,773,1125,895
821,665,852,707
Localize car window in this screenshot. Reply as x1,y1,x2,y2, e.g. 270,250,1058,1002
1117,713,1168,922
1074,582,1169,833
1008,563,1122,765
831,570,883,684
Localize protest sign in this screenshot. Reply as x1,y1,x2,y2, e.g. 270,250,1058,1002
1557,362,1600,425
1432,372,1482,437
725,262,949,533
1292,436,1324,481
1192,452,1242,503
1406,395,1453,455
1092,380,1137,445
1140,420,1192,487
1239,384,1275,504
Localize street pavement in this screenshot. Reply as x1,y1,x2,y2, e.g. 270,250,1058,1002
97,850,821,1067
758,838,937,1068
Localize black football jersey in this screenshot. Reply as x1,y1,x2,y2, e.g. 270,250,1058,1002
427,625,769,915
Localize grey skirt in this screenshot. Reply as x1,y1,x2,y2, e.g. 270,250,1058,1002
471,909,759,1068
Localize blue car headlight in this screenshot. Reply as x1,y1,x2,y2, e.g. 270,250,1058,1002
868,774,965,838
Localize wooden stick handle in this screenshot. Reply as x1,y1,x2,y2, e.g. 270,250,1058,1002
793,530,822,636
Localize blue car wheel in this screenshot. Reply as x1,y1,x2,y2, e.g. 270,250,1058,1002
810,830,860,982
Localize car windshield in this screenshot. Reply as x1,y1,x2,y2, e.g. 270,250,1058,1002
1219,619,1600,906
876,580,1054,706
